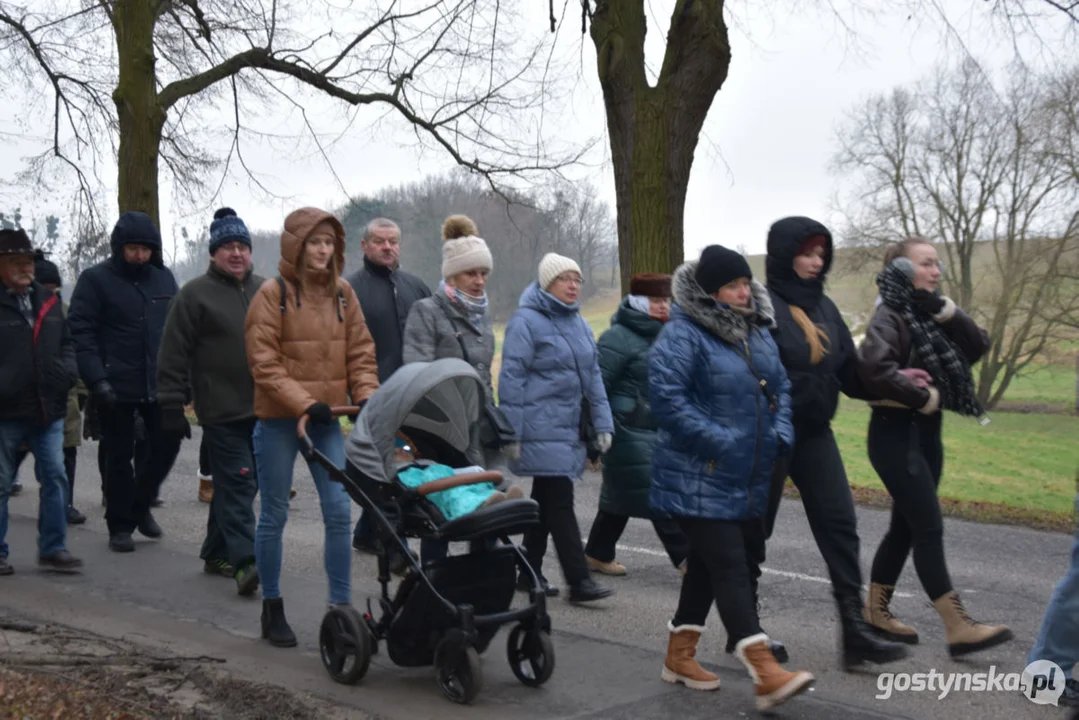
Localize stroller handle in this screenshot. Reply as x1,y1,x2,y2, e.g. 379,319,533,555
297,405,362,440
415,471,504,496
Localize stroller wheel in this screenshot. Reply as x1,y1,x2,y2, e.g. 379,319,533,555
507,625,555,687
319,606,372,685
434,636,482,704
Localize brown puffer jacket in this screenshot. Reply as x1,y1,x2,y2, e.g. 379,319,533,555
245,207,380,419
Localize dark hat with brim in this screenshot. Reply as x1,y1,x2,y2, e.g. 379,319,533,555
0,228,39,257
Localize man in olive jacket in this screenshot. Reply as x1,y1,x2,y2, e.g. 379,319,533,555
157,208,265,595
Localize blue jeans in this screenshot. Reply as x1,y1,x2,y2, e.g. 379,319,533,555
1028,493,1079,676
0,419,69,558
253,418,352,605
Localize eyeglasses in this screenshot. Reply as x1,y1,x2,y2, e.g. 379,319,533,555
556,275,582,286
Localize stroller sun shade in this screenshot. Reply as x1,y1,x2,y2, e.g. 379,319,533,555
344,358,486,484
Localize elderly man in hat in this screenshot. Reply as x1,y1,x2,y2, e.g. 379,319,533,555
0,229,84,575
157,208,266,594
68,211,181,553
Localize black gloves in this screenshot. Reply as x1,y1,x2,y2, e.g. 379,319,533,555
92,380,117,409
911,289,945,316
306,402,334,425
161,406,192,439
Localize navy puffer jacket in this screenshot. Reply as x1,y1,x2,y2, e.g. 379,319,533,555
68,212,179,403
649,263,794,521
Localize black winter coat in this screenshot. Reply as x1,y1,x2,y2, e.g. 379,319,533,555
765,217,866,431
347,256,431,382
68,234,179,403
0,281,77,425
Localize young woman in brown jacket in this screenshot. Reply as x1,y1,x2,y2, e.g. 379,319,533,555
245,208,380,648
858,236,1012,658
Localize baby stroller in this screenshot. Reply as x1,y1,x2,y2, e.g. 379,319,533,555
297,358,554,704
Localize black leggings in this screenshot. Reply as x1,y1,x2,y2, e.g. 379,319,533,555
756,427,863,599
585,509,689,569
867,408,952,600
672,517,762,643
199,437,211,477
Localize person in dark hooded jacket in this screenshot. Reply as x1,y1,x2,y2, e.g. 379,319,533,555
68,211,182,553
758,216,907,671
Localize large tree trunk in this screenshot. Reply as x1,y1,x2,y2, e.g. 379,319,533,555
112,0,165,225
589,0,730,294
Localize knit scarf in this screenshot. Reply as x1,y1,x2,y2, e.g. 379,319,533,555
876,264,983,417
441,280,490,334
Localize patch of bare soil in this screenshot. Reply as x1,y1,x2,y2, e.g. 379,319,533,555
0,617,347,719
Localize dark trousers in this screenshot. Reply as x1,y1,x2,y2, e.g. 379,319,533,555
522,476,589,586
672,517,762,644
199,437,211,477
755,427,863,599
867,408,952,600
101,402,182,535
98,425,148,500
585,509,690,569
14,446,77,508
199,421,258,568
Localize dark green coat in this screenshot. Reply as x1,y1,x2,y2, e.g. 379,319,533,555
597,299,663,518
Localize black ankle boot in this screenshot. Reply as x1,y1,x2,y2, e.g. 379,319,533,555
261,598,297,648
837,594,908,670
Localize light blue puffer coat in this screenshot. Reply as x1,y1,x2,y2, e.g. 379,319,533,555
649,263,794,521
498,282,614,479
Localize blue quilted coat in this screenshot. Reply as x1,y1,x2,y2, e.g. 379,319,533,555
498,282,614,479
649,263,794,521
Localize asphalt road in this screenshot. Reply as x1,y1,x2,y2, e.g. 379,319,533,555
1,427,1073,720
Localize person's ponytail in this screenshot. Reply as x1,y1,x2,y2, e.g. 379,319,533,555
789,305,829,365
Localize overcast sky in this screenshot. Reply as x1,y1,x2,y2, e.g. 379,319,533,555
1,0,1075,263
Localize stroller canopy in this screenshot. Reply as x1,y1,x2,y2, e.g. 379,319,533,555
345,358,485,484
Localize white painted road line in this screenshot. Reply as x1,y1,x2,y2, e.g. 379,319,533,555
613,542,916,599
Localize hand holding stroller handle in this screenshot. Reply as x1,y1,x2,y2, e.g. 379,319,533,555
296,405,363,439
415,471,504,496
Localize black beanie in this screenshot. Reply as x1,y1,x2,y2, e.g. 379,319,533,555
695,244,752,295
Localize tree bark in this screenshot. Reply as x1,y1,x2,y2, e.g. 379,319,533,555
112,0,166,225
589,0,730,293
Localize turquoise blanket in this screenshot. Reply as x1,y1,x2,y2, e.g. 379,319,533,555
398,464,496,521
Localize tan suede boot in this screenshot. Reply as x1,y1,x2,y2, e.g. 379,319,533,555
932,591,1014,658
198,476,213,504
661,623,721,691
735,634,815,711
864,583,919,644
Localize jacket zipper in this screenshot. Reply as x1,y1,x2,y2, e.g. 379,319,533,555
743,338,761,515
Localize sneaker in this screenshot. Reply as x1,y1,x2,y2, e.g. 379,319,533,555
150,497,164,508
352,536,381,555
203,558,235,577
137,511,163,539
10,481,22,496
234,561,260,596
38,550,83,573
66,506,87,525
0,557,13,576
109,532,135,553
586,555,628,576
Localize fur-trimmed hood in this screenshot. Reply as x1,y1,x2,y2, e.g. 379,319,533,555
671,261,775,345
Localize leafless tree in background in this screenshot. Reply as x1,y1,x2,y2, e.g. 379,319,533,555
832,59,1079,408
0,0,585,273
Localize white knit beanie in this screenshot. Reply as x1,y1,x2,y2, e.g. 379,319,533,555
440,214,493,279
538,252,582,290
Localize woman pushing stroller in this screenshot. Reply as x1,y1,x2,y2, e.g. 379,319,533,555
245,207,380,647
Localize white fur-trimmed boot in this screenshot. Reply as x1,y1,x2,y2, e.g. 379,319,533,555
735,633,814,711
661,623,721,691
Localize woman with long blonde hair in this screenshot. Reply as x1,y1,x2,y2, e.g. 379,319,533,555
757,216,908,671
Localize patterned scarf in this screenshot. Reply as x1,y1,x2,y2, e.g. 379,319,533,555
876,264,983,417
440,280,490,334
